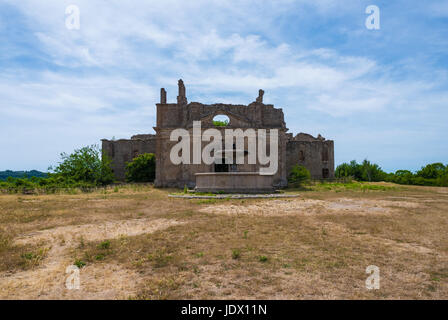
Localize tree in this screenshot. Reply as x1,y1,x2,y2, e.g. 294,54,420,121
359,159,386,182
335,162,354,178
392,170,414,185
336,159,385,182
125,153,156,182
416,163,446,179
288,165,311,187
50,145,114,185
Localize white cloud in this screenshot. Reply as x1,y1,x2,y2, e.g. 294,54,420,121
3,1,445,117
1,0,447,170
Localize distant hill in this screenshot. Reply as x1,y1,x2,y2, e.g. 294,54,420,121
0,170,48,180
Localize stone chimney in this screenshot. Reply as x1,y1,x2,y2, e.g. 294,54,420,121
160,88,167,104
177,79,188,105
255,89,264,103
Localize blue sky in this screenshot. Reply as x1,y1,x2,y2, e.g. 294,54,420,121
0,0,447,172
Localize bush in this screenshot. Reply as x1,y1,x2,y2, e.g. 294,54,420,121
335,159,386,182
0,145,114,194
336,160,448,187
288,165,311,187
416,163,446,180
232,249,241,260
74,259,86,268
125,153,156,182
335,160,360,179
50,144,114,185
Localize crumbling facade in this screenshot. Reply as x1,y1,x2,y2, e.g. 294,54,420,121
102,80,334,186
102,134,156,181
286,133,334,180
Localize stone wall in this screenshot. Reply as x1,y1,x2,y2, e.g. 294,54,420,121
101,134,156,181
286,133,335,179
152,82,288,188
101,80,335,185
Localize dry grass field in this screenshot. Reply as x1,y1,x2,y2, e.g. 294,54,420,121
0,182,447,299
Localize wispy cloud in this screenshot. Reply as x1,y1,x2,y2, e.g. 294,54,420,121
0,0,447,171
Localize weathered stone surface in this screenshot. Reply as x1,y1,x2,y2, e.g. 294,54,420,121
255,89,264,103
101,79,334,185
101,135,156,181
176,79,187,105
160,88,166,104
286,133,335,179
195,172,275,193
169,193,300,199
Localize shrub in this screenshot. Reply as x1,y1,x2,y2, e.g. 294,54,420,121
336,159,386,182
335,160,361,179
74,259,86,268
416,163,446,180
336,160,448,187
125,153,156,182
232,249,241,260
288,165,311,187
98,240,111,249
50,145,114,185
95,254,105,261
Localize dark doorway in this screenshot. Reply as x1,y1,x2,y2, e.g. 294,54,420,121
322,168,330,179
214,158,229,172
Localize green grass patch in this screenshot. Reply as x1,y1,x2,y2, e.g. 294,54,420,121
310,182,397,192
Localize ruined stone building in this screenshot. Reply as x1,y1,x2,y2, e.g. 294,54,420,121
102,80,334,188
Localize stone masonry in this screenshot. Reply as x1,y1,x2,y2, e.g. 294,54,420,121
102,80,334,185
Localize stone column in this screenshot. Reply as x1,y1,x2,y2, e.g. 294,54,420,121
160,88,167,104
177,79,188,105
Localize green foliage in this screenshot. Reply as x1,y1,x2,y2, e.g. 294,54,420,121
98,240,111,249
313,181,396,192
416,163,445,179
0,170,47,181
21,252,34,260
288,165,311,187
334,162,354,179
336,160,448,187
359,160,386,182
125,153,156,182
232,249,241,260
213,120,229,126
0,145,114,193
335,159,386,182
51,144,114,185
74,259,86,268
390,170,414,185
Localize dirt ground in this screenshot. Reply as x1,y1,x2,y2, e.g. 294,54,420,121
0,183,447,299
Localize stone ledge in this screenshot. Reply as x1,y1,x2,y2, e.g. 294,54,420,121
168,194,299,199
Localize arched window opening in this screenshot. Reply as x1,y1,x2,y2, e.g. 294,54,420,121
213,114,230,127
